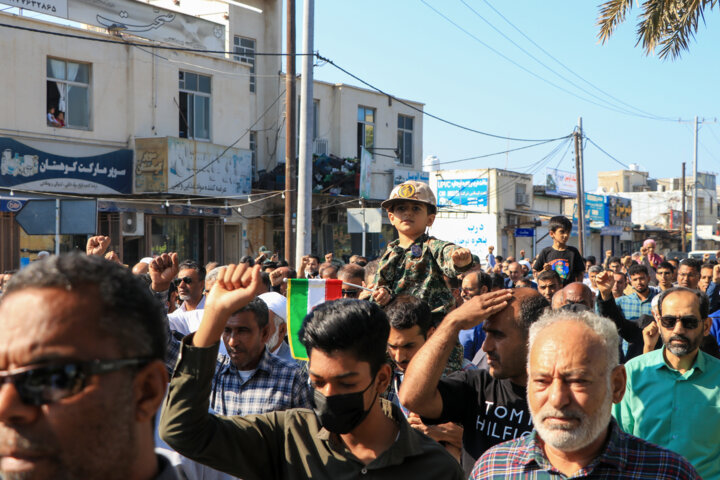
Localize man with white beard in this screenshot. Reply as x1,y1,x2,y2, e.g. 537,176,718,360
258,291,295,363
469,310,700,479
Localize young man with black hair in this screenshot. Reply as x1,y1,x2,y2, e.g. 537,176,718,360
399,288,549,476
532,216,584,287
161,264,463,479
536,270,562,304
656,261,676,291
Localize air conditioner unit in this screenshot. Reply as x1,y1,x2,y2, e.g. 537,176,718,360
121,212,145,236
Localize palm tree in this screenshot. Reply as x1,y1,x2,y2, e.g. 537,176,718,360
597,0,717,60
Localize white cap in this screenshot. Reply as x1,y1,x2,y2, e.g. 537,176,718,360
259,292,287,322
519,260,532,271
37,251,50,258
140,257,154,264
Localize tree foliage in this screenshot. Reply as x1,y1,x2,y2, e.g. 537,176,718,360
597,0,718,60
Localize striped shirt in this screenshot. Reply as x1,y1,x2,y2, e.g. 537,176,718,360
470,420,700,479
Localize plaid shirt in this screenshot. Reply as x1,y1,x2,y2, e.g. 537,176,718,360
166,331,312,416
615,287,659,322
470,419,701,479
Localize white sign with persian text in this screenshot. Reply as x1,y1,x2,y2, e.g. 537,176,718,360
4,0,67,17
429,213,497,262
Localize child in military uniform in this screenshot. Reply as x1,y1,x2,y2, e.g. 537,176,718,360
372,181,474,316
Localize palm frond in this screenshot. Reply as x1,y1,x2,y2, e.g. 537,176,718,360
597,0,635,43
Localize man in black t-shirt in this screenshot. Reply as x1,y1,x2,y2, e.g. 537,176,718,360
399,288,549,475
532,215,584,287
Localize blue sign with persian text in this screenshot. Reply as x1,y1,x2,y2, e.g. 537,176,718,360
0,137,132,194
436,177,488,208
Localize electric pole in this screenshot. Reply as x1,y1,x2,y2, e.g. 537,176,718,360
295,0,314,271
574,117,585,256
284,0,296,265
681,162,686,252
691,116,698,251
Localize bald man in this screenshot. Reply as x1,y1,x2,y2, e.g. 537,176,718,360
551,282,595,311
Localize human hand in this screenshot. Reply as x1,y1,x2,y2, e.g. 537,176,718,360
713,264,720,284
520,250,525,259
704,253,711,262
300,255,310,267
358,283,374,300
642,321,660,353
255,253,267,264
104,251,122,265
542,263,551,272
605,250,612,258
407,413,431,436
452,248,473,268
86,236,111,256
595,270,614,299
271,253,279,262
269,268,284,287
445,289,513,330
372,286,392,306
149,253,178,292
204,264,262,320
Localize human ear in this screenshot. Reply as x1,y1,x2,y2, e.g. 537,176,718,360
260,323,273,344
375,363,392,393
426,213,436,227
133,360,169,422
610,364,627,404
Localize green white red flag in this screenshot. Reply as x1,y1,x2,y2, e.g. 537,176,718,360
286,279,343,360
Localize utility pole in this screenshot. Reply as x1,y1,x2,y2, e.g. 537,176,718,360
574,117,585,256
681,162,686,252
283,0,296,266
691,116,698,251
295,0,314,271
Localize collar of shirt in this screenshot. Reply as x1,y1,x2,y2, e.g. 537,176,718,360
656,346,707,375
218,346,273,378
516,420,625,474
180,294,206,312
387,233,429,253
316,399,425,467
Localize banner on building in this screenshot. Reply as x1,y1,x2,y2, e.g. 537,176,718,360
0,137,132,194
393,168,429,186
67,0,225,51
607,196,632,227
545,168,577,197
135,137,251,196
429,213,496,261
359,146,372,199
436,177,488,209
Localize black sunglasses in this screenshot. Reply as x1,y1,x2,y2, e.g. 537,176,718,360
342,289,360,298
173,276,193,286
0,357,150,406
659,315,700,330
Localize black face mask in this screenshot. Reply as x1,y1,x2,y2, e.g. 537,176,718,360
312,377,377,434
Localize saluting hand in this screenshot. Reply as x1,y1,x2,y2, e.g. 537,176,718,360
445,289,513,330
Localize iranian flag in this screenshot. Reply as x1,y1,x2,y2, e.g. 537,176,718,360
286,279,343,360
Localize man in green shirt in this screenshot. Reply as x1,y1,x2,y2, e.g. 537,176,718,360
160,263,463,480
612,286,720,480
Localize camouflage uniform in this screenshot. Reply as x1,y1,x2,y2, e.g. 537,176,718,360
373,233,472,316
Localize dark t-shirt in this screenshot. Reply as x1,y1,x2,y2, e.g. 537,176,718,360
533,245,584,286
423,369,532,476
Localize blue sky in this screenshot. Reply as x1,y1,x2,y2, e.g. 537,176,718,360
300,1,720,191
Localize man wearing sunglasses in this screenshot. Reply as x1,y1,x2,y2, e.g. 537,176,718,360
338,263,365,299
0,253,174,480
613,286,720,480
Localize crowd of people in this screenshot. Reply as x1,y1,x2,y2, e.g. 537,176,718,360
0,179,717,479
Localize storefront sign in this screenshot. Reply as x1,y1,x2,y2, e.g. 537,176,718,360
0,198,26,212
429,213,496,260
436,177,488,209
0,138,132,194
135,137,252,196
545,168,577,197
607,196,632,227
393,168,429,186
584,193,607,228
67,0,225,51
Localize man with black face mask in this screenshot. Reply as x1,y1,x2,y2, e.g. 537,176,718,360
161,263,463,479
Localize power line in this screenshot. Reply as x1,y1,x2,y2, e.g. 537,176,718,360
476,0,676,122
584,136,629,169
317,53,570,143
432,138,565,167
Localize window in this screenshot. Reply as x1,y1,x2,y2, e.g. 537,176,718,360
249,131,257,180
397,115,413,165
178,71,211,141
46,58,91,129
234,36,256,93
357,106,375,159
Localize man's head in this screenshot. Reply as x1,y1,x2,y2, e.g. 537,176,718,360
338,263,365,299
552,282,596,311
537,270,562,303
587,265,602,288
657,287,712,359
223,298,271,370
301,300,391,434
527,310,625,453
363,259,379,286
0,253,168,480
677,259,701,290
699,263,714,293
507,262,525,284
584,256,596,271
349,255,368,267
548,216,571,246
481,289,549,383
627,264,650,295
656,261,676,287
131,258,150,275
607,257,622,274
205,265,223,293
318,263,339,280
384,296,434,373
176,260,205,304
461,269,491,302
305,255,321,276
612,272,627,298
259,292,287,352
488,246,494,253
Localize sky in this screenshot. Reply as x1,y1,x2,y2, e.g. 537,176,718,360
296,0,720,191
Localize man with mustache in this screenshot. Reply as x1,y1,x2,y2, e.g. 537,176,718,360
613,287,720,480
471,310,700,479
0,253,176,480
